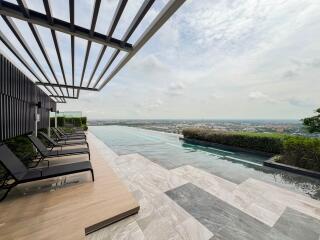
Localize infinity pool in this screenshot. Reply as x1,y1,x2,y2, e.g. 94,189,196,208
90,125,320,199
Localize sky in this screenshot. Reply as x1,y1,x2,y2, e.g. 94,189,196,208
1,0,320,120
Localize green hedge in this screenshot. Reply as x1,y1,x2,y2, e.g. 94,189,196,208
279,137,320,172
50,117,65,127
65,117,82,127
182,128,320,172
81,117,87,126
49,116,88,130
182,128,285,154
4,134,35,161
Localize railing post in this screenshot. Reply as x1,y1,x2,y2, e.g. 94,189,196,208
34,105,38,137
48,109,51,138
55,111,58,128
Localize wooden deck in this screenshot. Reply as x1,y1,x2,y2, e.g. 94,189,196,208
0,132,140,240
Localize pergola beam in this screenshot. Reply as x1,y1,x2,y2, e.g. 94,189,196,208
0,16,61,98
16,0,65,97
69,0,75,97
0,30,62,102
98,0,186,90
36,82,98,91
49,95,78,99
0,30,45,86
0,1,133,52
78,0,101,97
92,0,155,88
1,16,51,84
43,0,69,97
86,0,128,88
0,0,186,104
55,99,66,103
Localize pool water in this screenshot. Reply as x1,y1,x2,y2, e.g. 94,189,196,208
90,125,320,200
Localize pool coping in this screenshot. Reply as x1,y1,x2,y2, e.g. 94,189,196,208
264,158,320,179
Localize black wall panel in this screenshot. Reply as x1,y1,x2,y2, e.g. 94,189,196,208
0,54,56,141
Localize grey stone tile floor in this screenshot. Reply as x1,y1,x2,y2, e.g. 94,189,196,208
87,133,320,240
166,183,320,240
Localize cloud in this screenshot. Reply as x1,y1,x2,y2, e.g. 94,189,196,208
126,54,171,82
249,91,268,99
308,58,320,68
282,70,298,79
146,99,163,111
210,92,223,99
285,97,315,108
132,98,163,114
165,82,186,96
248,91,276,103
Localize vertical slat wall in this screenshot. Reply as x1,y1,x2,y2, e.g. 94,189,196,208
0,54,56,141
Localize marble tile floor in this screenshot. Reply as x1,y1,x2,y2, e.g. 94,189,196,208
87,153,213,240
166,183,320,240
87,134,320,240
171,165,320,227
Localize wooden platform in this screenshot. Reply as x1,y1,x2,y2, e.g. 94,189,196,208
0,132,140,240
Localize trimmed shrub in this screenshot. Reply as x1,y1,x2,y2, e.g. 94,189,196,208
50,117,65,127
65,117,82,127
279,137,320,171
4,134,36,163
81,117,87,126
50,117,87,130
183,128,320,172
182,128,285,154
1,133,37,175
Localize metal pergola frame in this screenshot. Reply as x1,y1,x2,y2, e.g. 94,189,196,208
0,0,185,103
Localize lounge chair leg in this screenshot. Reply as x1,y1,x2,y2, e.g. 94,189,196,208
88,152,91,161
0,187,12,202
90,170,95,182
29,157,41,168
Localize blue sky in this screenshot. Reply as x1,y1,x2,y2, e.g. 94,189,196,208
1,0,320,119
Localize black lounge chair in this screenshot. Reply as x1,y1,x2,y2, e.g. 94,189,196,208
27,135,90,166
52,128,86,141
0,144,94,201
58,127,85,135
39,132,89,150
55,127,86,138
51,129,88,145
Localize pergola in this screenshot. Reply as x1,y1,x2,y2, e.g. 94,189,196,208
0,0,185,103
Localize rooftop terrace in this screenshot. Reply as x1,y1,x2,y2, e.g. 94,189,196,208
0,0,320,239
1,126,320,239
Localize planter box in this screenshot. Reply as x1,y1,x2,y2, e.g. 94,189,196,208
264,158,320,179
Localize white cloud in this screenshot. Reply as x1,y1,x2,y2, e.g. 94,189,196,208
248,91,275,103
285,97,315,108
282,70,298,79
165,82,186,96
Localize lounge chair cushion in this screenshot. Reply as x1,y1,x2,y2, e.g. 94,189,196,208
0,144,28,180
41,161,92,177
